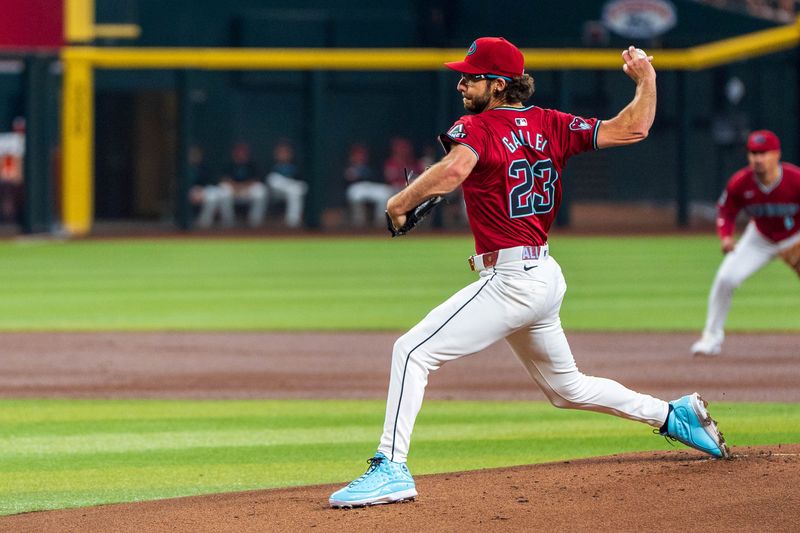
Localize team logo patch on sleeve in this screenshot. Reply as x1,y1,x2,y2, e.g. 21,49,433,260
447,123,467,139
569,117,592,131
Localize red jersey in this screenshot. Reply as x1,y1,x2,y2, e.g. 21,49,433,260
717,162,800,243
440,105,599,254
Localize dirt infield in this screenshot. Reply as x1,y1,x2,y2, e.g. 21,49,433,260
1,331,797,401
5,445,799,533
1,331,799,532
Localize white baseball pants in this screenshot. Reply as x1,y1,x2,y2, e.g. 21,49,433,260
194,185,233,228
219,182,268,227
346,182,399,226
266,172,308,228
701,222,800,342
378,251,669,463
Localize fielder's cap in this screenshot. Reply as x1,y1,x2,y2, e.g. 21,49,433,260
746,130,781,152
444,37,525,78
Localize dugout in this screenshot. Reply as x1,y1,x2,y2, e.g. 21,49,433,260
2,0,799,235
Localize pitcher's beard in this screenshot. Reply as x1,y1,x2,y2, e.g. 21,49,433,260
463,88,492,113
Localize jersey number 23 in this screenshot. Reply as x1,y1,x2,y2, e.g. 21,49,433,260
508,158,558,218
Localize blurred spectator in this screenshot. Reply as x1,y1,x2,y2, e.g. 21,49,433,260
220,141,267,227
418,144,437,170
266,139,308,228
188,146,234,229
346,138,421,227
0,117,25,225
344,143,386,227
695,0,796,22
748,0,796,21
384,137,422,190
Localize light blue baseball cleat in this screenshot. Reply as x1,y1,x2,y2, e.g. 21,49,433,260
329,452,417,508
661,392,730,458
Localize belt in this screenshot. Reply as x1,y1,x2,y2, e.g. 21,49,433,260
468,245,548,272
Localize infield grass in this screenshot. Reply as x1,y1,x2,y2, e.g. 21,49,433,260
0,235,797,331
1,235,797,516
1,399,798,516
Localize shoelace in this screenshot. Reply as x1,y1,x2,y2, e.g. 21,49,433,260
348,456,385,487
654,428,678,448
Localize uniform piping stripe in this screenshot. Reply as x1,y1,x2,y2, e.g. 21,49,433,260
455,140,480,160
390,272,496,461
592,120,602,151
754,164,783,194
493,105,535,111
438,133,480,161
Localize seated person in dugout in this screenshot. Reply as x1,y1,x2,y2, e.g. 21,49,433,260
265,139,308,228
188,146,234,229
220,141,267,227
346,138,421,227
344,143,384,227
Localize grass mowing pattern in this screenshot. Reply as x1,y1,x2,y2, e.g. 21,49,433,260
0,235,797,331
1,399,799,515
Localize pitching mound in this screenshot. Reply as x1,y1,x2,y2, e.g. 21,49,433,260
5,445,799,532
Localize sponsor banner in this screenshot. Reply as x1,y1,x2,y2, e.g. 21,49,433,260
602,0,677,39
0,0,64,49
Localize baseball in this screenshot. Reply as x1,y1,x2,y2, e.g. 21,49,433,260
635,48,648,59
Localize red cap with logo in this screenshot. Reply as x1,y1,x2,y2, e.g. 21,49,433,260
746,130,781,152
444,37,525,78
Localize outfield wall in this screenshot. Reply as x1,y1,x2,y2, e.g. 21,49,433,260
0,1,798,235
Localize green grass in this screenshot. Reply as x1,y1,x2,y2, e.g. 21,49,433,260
0,236,796,516
0,235,796,331
0,399,798,516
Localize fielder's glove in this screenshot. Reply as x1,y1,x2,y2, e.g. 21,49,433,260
386,195,443,237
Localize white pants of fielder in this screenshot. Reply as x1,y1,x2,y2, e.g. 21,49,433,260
266,172,308,228
194,185,234,229
701,222,800,344
218,182,268,227
378,247,670,463
346,182,400,226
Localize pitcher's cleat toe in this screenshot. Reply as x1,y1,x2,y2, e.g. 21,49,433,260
662,392,730,458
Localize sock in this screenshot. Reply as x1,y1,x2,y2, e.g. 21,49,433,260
659,404,674,434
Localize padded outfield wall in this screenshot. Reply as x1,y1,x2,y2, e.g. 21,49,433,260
1,1,798,233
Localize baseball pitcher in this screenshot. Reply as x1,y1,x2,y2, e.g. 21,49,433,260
691,130,800,356
330,37,730,509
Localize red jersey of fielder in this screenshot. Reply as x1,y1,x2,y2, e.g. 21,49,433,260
717,163,800,242
440,105,599,254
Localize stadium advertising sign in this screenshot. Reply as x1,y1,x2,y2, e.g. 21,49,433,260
0,0,63,49
602,0,677,39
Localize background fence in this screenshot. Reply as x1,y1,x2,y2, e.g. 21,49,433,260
0,0,798,235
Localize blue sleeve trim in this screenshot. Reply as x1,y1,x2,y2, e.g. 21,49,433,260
441,135,480,161
592,120,601,151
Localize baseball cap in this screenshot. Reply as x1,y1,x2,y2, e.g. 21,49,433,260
444,37,525,78
746,130,781,152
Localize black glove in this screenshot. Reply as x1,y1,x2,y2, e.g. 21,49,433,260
386,196,443,237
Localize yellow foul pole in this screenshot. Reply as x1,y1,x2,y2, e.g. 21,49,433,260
60,54,94,236
61,0,96,236
64,0,95,43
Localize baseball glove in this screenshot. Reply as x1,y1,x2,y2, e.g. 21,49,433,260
778,240,800,277
386,195,443,237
